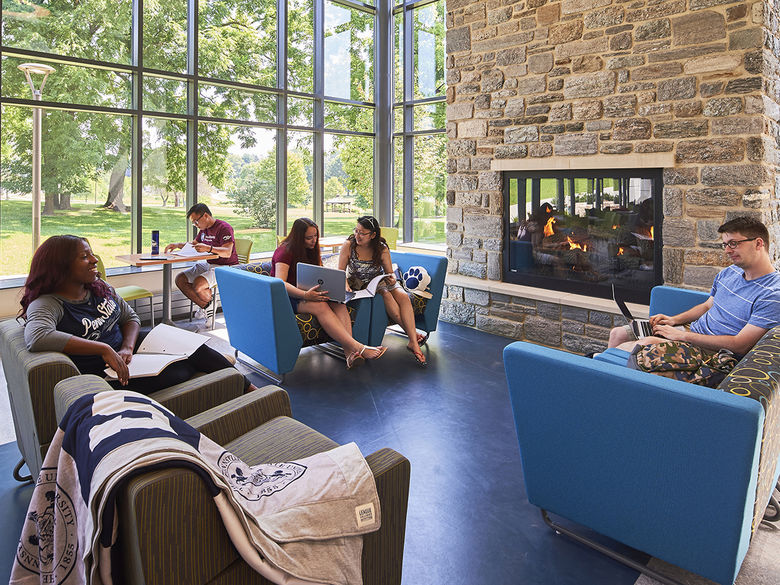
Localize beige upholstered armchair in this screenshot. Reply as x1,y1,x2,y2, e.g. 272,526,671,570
0,318,246,482
54,375,411,585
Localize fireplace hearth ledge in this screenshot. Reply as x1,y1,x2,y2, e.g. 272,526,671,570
491,153,675,172
445,273,650,319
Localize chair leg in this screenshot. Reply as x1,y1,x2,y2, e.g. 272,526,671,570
540,510,685,585
763,481,780,524
236,353,284,385
13,458,32,484
210,286,218,330
148,295,155,327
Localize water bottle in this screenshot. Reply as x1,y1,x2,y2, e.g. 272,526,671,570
151,230,160,255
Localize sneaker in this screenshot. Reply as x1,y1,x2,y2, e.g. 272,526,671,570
194,307,208,320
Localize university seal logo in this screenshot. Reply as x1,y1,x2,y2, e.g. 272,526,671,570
16,468,78,581
218,452,306,501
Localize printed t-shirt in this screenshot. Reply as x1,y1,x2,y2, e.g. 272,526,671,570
196,219,238,265
59,294,124,373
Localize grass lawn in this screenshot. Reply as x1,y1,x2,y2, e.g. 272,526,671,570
0,199,443,277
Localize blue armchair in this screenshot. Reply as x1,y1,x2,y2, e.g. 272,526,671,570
215,264,372,382
366,251,448,347
503,285,780,585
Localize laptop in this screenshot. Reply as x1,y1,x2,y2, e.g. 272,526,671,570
296,264,350,303
612,284,654,338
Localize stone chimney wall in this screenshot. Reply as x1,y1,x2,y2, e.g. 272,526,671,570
445,0,780,290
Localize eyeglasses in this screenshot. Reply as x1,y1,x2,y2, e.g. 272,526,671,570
721,238,757,250
354,228,372,237
190,213,205,226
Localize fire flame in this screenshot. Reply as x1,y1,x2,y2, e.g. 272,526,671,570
617,246,625,256
543,217,556,238
612,225,619,230
650,226,654,239
567,236,587,251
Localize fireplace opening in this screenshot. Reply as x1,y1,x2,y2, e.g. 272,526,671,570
503,169,663,304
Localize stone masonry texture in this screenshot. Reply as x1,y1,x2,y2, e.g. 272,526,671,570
445,0,780,277
444,0,780,346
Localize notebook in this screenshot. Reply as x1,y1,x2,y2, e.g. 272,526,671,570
612,284,654,338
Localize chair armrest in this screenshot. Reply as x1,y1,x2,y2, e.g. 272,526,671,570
186,385,293,446
54,368,246,425
216,267,303,375
362,448,410,585
54,374,114,423
150,368,245,419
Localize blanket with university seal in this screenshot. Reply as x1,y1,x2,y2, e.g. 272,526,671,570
10,390,380,585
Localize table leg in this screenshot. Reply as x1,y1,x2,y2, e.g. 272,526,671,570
162,263,173,325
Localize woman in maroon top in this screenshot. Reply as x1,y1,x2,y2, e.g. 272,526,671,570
272,218,387,369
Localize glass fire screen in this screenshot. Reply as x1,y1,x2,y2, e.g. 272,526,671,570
504,170,662,302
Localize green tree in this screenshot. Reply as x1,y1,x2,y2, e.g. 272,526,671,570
324,177,346,199
227,148,310,228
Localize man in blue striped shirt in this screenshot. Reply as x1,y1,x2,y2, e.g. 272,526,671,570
610,216,780,357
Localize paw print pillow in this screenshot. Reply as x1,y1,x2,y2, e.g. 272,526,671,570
402,266,433,298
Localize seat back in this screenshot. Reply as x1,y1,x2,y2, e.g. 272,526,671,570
0,319,80,479
95,254,107,279
381,227,399,250
235,238,253,263
649,285,709,317
215,267,303,376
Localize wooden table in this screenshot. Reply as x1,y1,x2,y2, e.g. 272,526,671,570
319,235,348,254
116,253,218,325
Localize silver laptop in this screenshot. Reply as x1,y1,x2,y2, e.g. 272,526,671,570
612,284,653,338
296,264,349,303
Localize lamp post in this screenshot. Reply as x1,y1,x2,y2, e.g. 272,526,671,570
18,63,55,252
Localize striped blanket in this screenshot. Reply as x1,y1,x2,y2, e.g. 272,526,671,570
10,390,380,585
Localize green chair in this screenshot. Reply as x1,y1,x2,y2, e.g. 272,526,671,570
95,255,154,326
235,237,253,263
190,239,252,330
381,226,398,250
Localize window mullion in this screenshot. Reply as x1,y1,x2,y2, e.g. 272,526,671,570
132,0,143,253
186,0,198,240
313,0,325,229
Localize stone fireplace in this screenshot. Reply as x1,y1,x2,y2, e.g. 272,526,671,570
503,168,662,303
441,0,780,352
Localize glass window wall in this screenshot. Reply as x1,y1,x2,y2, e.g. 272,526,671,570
393,0,446,246
0,0,447,278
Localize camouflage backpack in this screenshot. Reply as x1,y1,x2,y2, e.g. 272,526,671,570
628,340,739,388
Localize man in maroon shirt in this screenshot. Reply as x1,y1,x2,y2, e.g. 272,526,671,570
164,203,238,313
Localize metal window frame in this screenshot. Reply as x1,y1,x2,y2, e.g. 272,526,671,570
0,0,390,256
391,0,446,244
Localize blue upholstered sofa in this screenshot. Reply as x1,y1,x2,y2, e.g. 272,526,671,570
503,285,780,585
215,262,372,381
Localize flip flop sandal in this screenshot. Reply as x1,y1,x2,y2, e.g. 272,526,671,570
360,345,388,360
407,346,428,367
417,332,430,347
346,351,365,370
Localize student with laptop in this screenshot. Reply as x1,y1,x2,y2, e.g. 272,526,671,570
271,218,387,369
607,216,780,357
337,215,428,367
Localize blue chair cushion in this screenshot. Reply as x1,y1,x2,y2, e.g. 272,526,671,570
593,348,630,367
